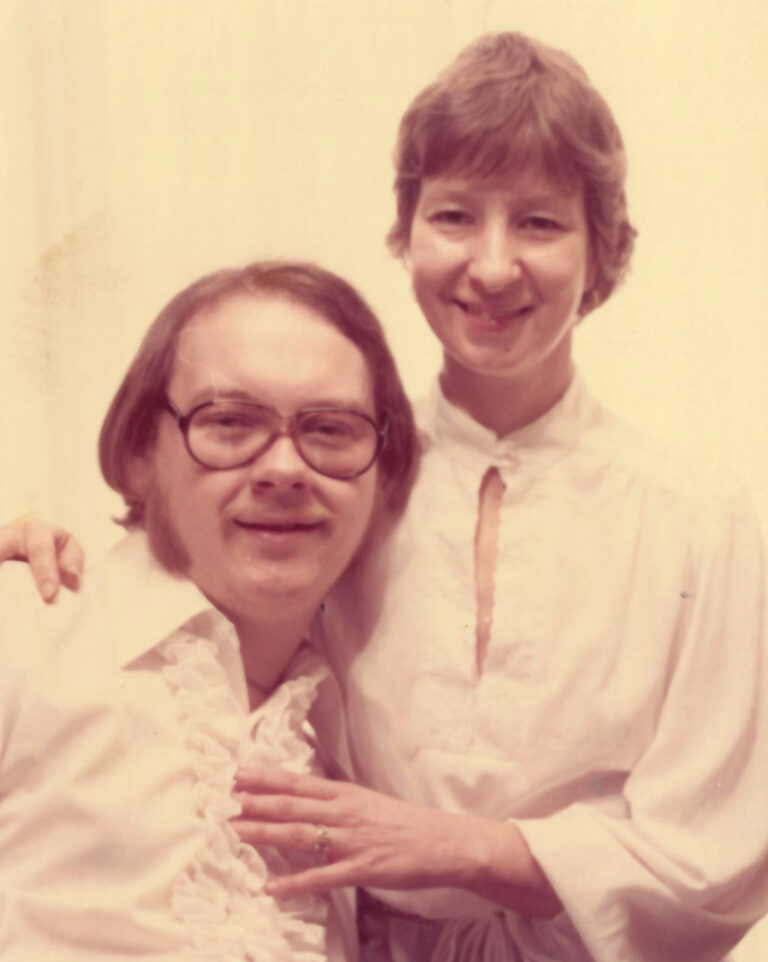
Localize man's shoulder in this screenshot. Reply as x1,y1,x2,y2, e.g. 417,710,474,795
0,561,88,706
0,532,156,675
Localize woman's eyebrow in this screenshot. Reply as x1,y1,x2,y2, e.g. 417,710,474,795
421,182,576,209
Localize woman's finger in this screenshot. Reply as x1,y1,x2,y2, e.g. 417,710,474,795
235,766,342,800
231,818,325,853
24,521,70,603
0,521,62,603
0,526,25,564
233,791,333,824
57,534,85,590
264,862,355,899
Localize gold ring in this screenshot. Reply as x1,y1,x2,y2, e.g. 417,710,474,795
314,825,332,859
11,511,35,527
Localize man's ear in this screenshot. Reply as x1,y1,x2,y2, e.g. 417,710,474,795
586,247,598,293
124,453,152,501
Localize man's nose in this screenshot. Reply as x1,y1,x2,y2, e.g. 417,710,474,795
246,434,310,490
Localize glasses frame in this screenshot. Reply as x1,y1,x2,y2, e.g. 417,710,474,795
164,397,388,480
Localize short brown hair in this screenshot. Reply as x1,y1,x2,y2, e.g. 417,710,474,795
388,32,637,314
99,261,418,525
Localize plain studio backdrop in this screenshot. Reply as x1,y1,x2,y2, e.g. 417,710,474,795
1,1,767,956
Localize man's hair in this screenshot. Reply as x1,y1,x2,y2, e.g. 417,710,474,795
387,32,637,314
99,261,418,525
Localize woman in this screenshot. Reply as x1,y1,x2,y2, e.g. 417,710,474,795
5,32,768,962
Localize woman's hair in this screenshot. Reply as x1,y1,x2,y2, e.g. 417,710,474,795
99,261,418,526
388,32,637,314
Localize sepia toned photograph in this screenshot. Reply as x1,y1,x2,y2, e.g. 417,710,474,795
1,1,767,959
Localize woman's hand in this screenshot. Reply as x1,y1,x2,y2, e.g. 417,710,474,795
232,766,561,918
0,518,85,603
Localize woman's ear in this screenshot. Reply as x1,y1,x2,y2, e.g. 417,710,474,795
577,244,599,319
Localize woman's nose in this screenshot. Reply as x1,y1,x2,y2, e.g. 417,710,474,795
466,223,524,293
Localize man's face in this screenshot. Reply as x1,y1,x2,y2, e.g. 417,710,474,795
136,293,379,625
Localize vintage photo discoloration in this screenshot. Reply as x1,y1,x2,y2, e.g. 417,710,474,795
1,2,767,960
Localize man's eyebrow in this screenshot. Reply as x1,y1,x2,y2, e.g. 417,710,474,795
183,388,372,411
179,387,254,408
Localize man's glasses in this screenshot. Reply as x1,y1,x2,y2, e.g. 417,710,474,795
165,398,387,480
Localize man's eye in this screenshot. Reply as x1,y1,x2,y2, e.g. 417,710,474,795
213,416,248,428
200,410,257,430
305,420,351,438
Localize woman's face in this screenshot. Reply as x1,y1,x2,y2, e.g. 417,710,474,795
407,167,594,399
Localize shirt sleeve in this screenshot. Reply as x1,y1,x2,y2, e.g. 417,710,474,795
519,486,768,962
0,567,49,764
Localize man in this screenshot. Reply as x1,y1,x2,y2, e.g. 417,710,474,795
0,260,415,960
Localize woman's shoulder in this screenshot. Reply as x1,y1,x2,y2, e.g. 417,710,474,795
580,406,762,566
587,404,752,510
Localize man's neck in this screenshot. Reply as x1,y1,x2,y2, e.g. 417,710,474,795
232,602,317,693
440,353,574,438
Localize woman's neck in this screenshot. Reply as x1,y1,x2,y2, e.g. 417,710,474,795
440,354,574,438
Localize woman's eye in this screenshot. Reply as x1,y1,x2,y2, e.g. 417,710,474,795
430,209,473,227
519,215,562,233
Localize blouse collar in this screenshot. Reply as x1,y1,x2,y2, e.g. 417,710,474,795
419,369,599,474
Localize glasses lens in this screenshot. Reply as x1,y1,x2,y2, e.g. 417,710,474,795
296,410,380,478
188,402,274,468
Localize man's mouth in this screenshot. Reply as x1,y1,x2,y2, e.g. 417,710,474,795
233,519,323,534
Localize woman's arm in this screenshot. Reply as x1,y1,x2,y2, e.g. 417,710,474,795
0,519,84,602
232,766,561,918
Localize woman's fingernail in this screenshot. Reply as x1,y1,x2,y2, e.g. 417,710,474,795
41,581,57,602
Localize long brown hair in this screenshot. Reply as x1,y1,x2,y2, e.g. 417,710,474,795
99,261,418,525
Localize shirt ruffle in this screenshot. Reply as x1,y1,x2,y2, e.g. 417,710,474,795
159,624,330,961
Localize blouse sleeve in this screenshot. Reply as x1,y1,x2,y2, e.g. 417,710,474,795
519,487,768,962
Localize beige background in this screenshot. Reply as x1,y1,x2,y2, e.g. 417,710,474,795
1,1,767,954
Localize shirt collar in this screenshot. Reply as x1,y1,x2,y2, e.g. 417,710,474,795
95,531,232,668
417,370,599,474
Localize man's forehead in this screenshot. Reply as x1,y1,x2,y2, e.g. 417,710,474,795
168,295,374,411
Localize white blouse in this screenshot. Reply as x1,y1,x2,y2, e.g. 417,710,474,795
323,373,768,962
0,532,355,962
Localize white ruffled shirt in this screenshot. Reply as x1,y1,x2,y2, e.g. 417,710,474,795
0,532,355,962
323,373,768,962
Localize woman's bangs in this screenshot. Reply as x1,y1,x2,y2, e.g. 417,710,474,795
425,102,579,191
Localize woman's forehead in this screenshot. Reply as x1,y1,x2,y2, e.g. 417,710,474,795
420,166,584,204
